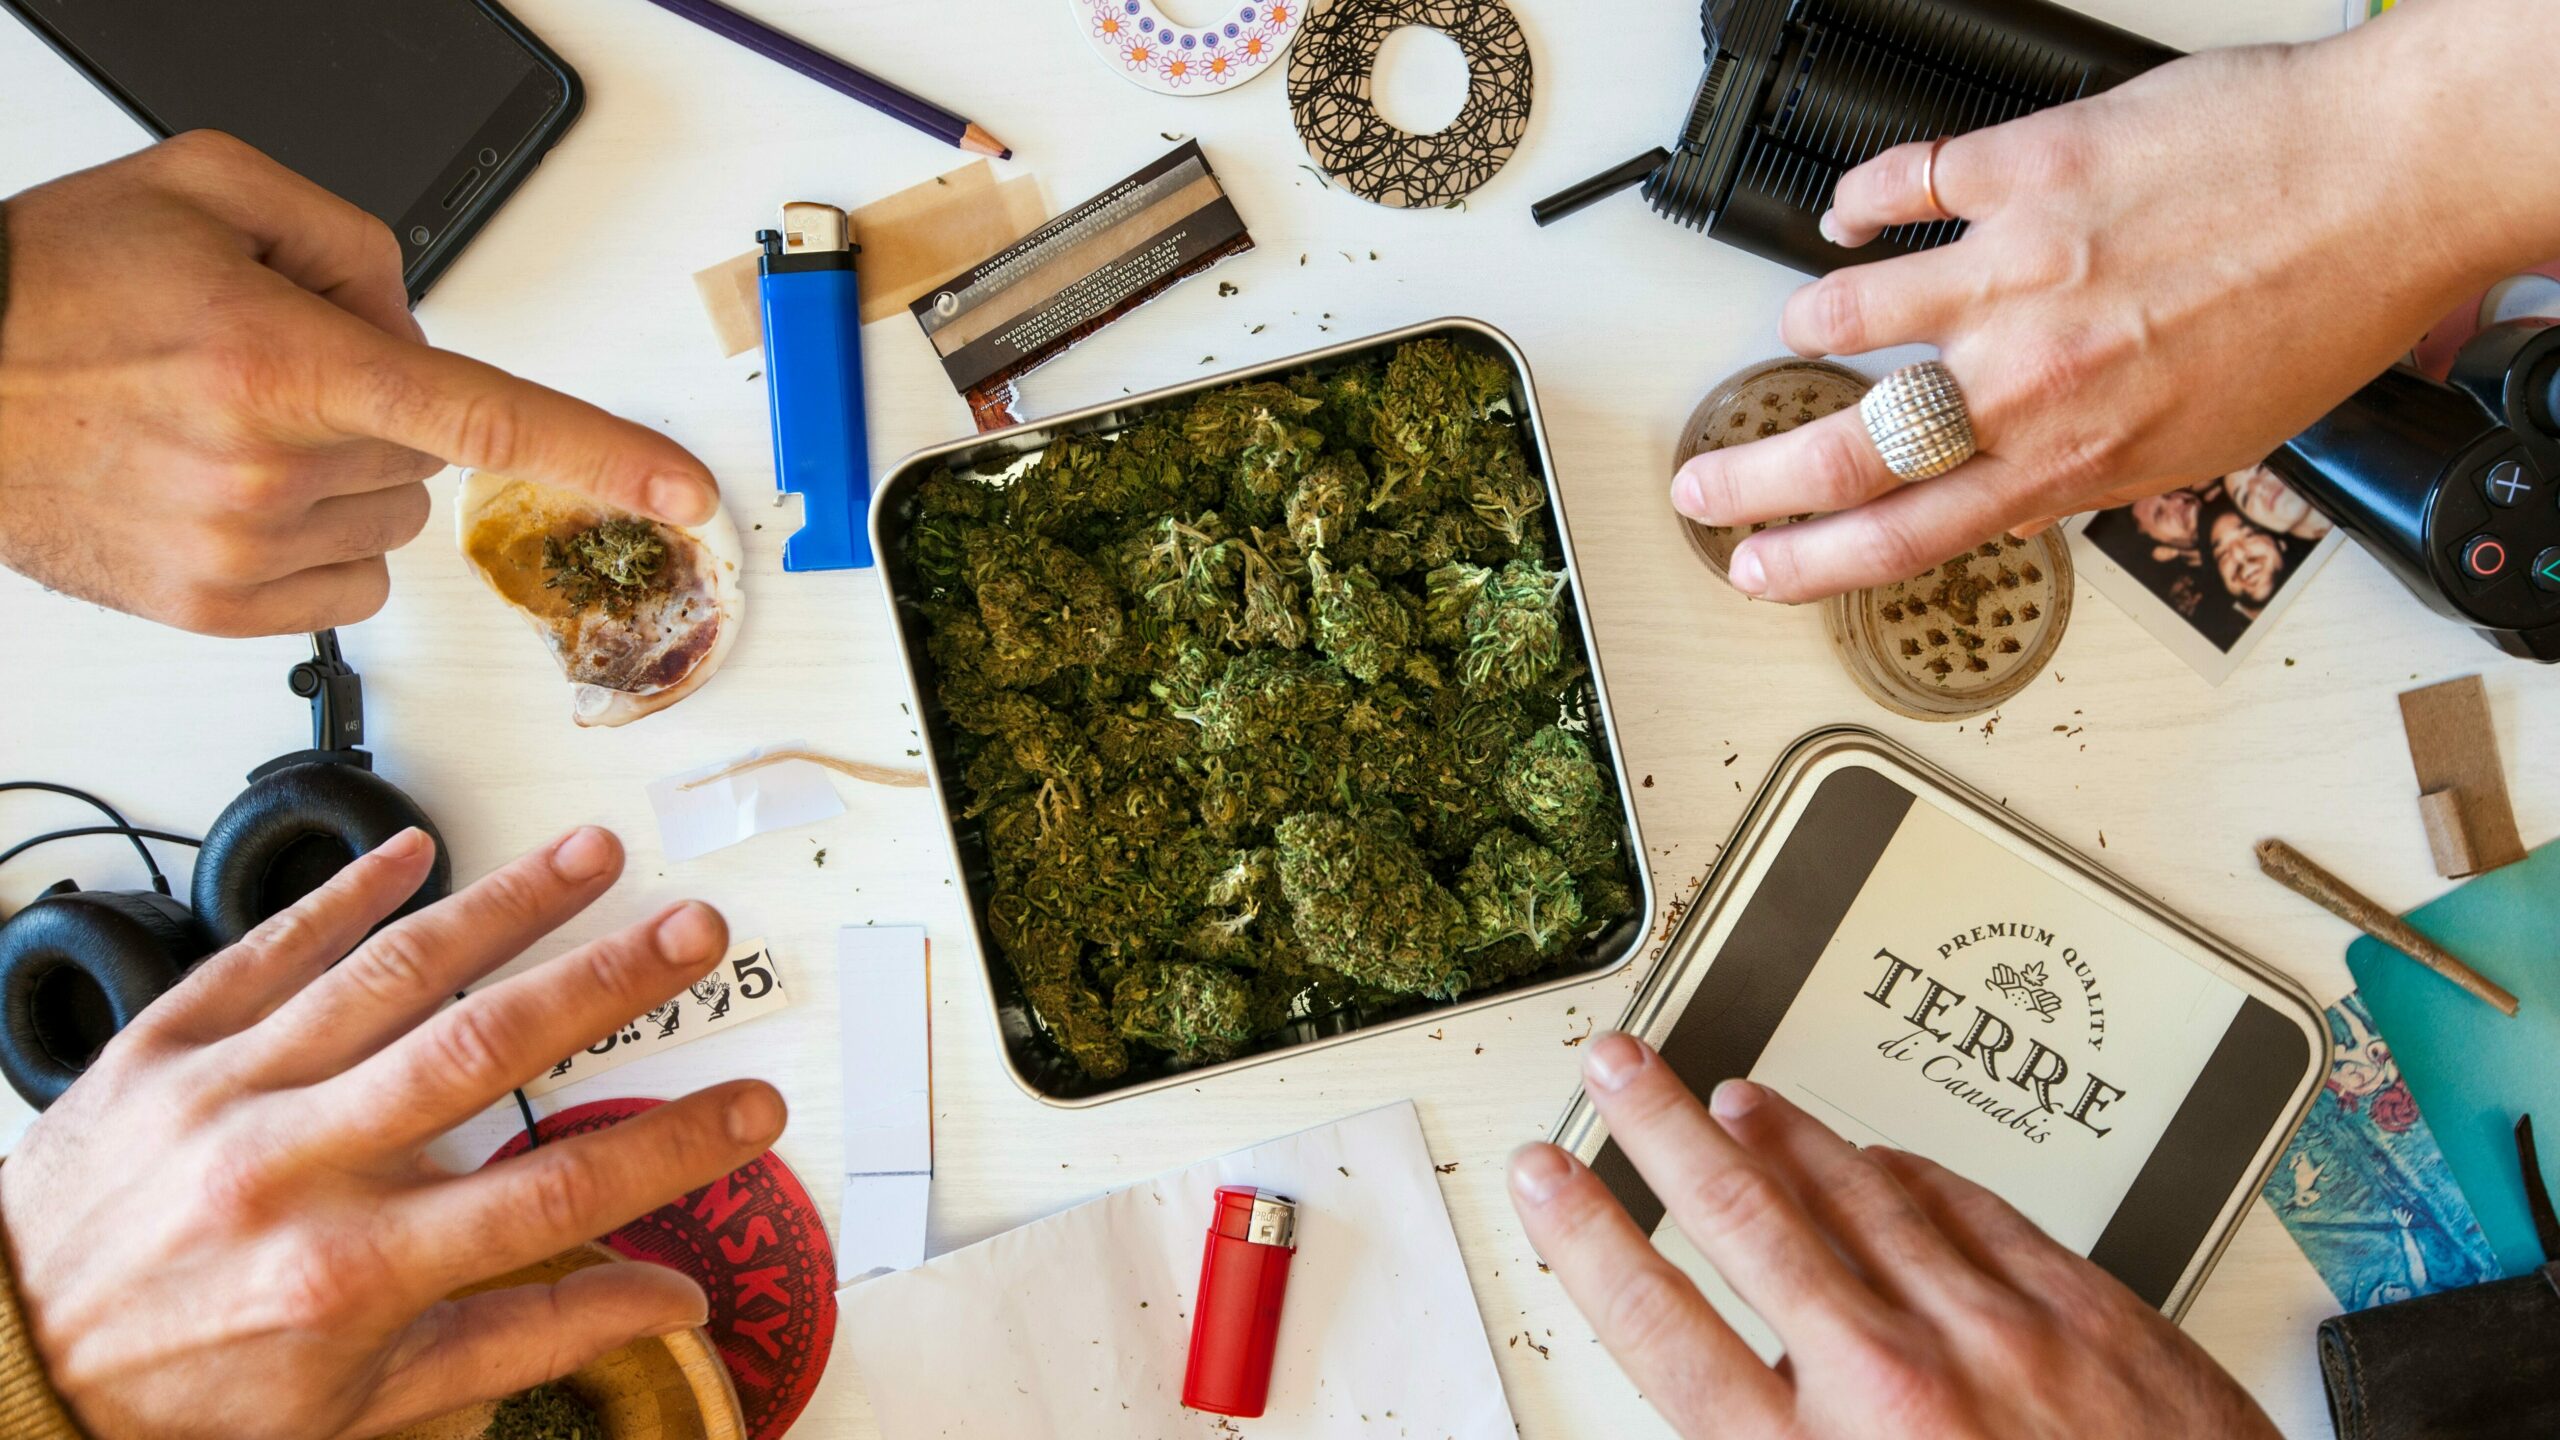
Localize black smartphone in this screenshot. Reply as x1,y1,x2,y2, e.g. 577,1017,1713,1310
2,0,582,300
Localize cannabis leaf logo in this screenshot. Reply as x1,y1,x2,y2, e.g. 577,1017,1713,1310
1985,961,2061,1023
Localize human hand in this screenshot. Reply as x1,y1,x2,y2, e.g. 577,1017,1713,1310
0,131,720,636
1508,1033,2277,1439
1671,14,2560,603
0,826,785,1440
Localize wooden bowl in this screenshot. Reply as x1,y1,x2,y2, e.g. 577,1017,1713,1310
383,1245,743,1440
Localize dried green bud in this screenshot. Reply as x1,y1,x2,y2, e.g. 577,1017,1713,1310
1113,962,1259,1062
1186,382,1325,526
1233,536,1310,650
1308,553,1417,684
1457,830,1583,956
1423,562,1491,647
1286,452,1369,552
1458,558,1566,696
1175,651,1350,752
1499,726,1621,872
963,526,1126,682
1462,437,1546,549
483,1384,602,1440
1275,811,1468,998
542,518,669,616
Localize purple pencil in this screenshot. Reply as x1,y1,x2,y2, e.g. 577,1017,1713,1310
637,0,1011,158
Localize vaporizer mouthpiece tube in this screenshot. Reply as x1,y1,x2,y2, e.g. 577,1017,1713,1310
1182,1186,1298,1418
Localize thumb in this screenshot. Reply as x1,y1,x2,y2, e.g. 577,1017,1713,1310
342,1261,710,1437
313,310,721,526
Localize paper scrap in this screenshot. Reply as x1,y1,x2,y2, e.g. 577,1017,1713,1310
841,1101,1517,1439
839,925,932,1282
649,740,848,861
694,162,1047,356
526,939,792,1097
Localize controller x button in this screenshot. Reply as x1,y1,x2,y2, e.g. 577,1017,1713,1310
2482,457,2534,508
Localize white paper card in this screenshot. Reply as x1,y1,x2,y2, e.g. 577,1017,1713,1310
648,741,847,861
839,926,932,1281
841,1102,1517,1440
525,939,791,1097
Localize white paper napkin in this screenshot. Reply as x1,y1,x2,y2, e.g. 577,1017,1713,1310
841,1101,1516,1439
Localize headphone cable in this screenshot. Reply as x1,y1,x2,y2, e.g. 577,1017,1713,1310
0,783,185,894
0,826,203,871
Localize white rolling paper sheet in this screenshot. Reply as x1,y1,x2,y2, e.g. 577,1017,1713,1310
840,1101,1515,1438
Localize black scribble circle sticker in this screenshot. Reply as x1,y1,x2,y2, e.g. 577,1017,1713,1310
1986,961,2063,1023
1289,0,1533,208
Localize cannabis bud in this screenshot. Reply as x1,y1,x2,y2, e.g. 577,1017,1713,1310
542,518,670,616
483,1383,603,1440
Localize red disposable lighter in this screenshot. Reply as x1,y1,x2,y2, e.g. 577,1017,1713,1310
1182,1186,1298,1418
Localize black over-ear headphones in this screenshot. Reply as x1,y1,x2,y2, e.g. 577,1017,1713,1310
0,631,451,1109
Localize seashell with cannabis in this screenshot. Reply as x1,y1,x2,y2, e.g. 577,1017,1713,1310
456,471,743,727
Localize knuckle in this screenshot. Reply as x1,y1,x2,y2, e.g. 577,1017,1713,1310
194,1142,282,1229
524,1151,604,1238
472,862,559,934
421,1002,517,1092
1805,425,1884,510
1598,1266,1700,1357
1682,1163,1789,1239
1854,508,1937,587
444,390,526,470
1802,275,1868,354
379,484,435,549
159,129,254,170
164,583,262,639
347,925,437,1004
1841,1335,1960,1416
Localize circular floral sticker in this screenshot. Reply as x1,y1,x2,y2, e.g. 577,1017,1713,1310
1074,0,1303,96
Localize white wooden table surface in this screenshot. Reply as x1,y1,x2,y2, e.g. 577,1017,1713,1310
6,2,2550,1436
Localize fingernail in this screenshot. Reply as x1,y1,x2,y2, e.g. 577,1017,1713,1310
1728,547,1767,597
1711,1078,1765,1119
550,825,616,882
1509,1143,1573,1205
1671,469,1709,521
646,1318,705,1338
377,827,430,862
1818,209,1845,245
725,1084,786,1147
654,901,724,965
647,472,718,526
1584,1031,1648,1092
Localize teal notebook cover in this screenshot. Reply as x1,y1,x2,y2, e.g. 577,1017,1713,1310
2346,839,2560,1277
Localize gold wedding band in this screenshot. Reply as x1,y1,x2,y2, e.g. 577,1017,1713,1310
1922,135,1952,221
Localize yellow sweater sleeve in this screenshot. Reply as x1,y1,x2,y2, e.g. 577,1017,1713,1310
0,1207,85,1440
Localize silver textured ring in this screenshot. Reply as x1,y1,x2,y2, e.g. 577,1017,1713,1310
1860,360,1977,482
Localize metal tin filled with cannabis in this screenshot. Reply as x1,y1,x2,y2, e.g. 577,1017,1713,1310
1551,729,2326,1328
874,319,1654,1106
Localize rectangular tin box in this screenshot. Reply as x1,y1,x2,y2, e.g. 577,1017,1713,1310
1552,727,2328,1321
873,318,1656,1106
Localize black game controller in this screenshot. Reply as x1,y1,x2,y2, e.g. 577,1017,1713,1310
2271,320,2560,661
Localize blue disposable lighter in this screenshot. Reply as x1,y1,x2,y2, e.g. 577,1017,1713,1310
758,201,873,570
